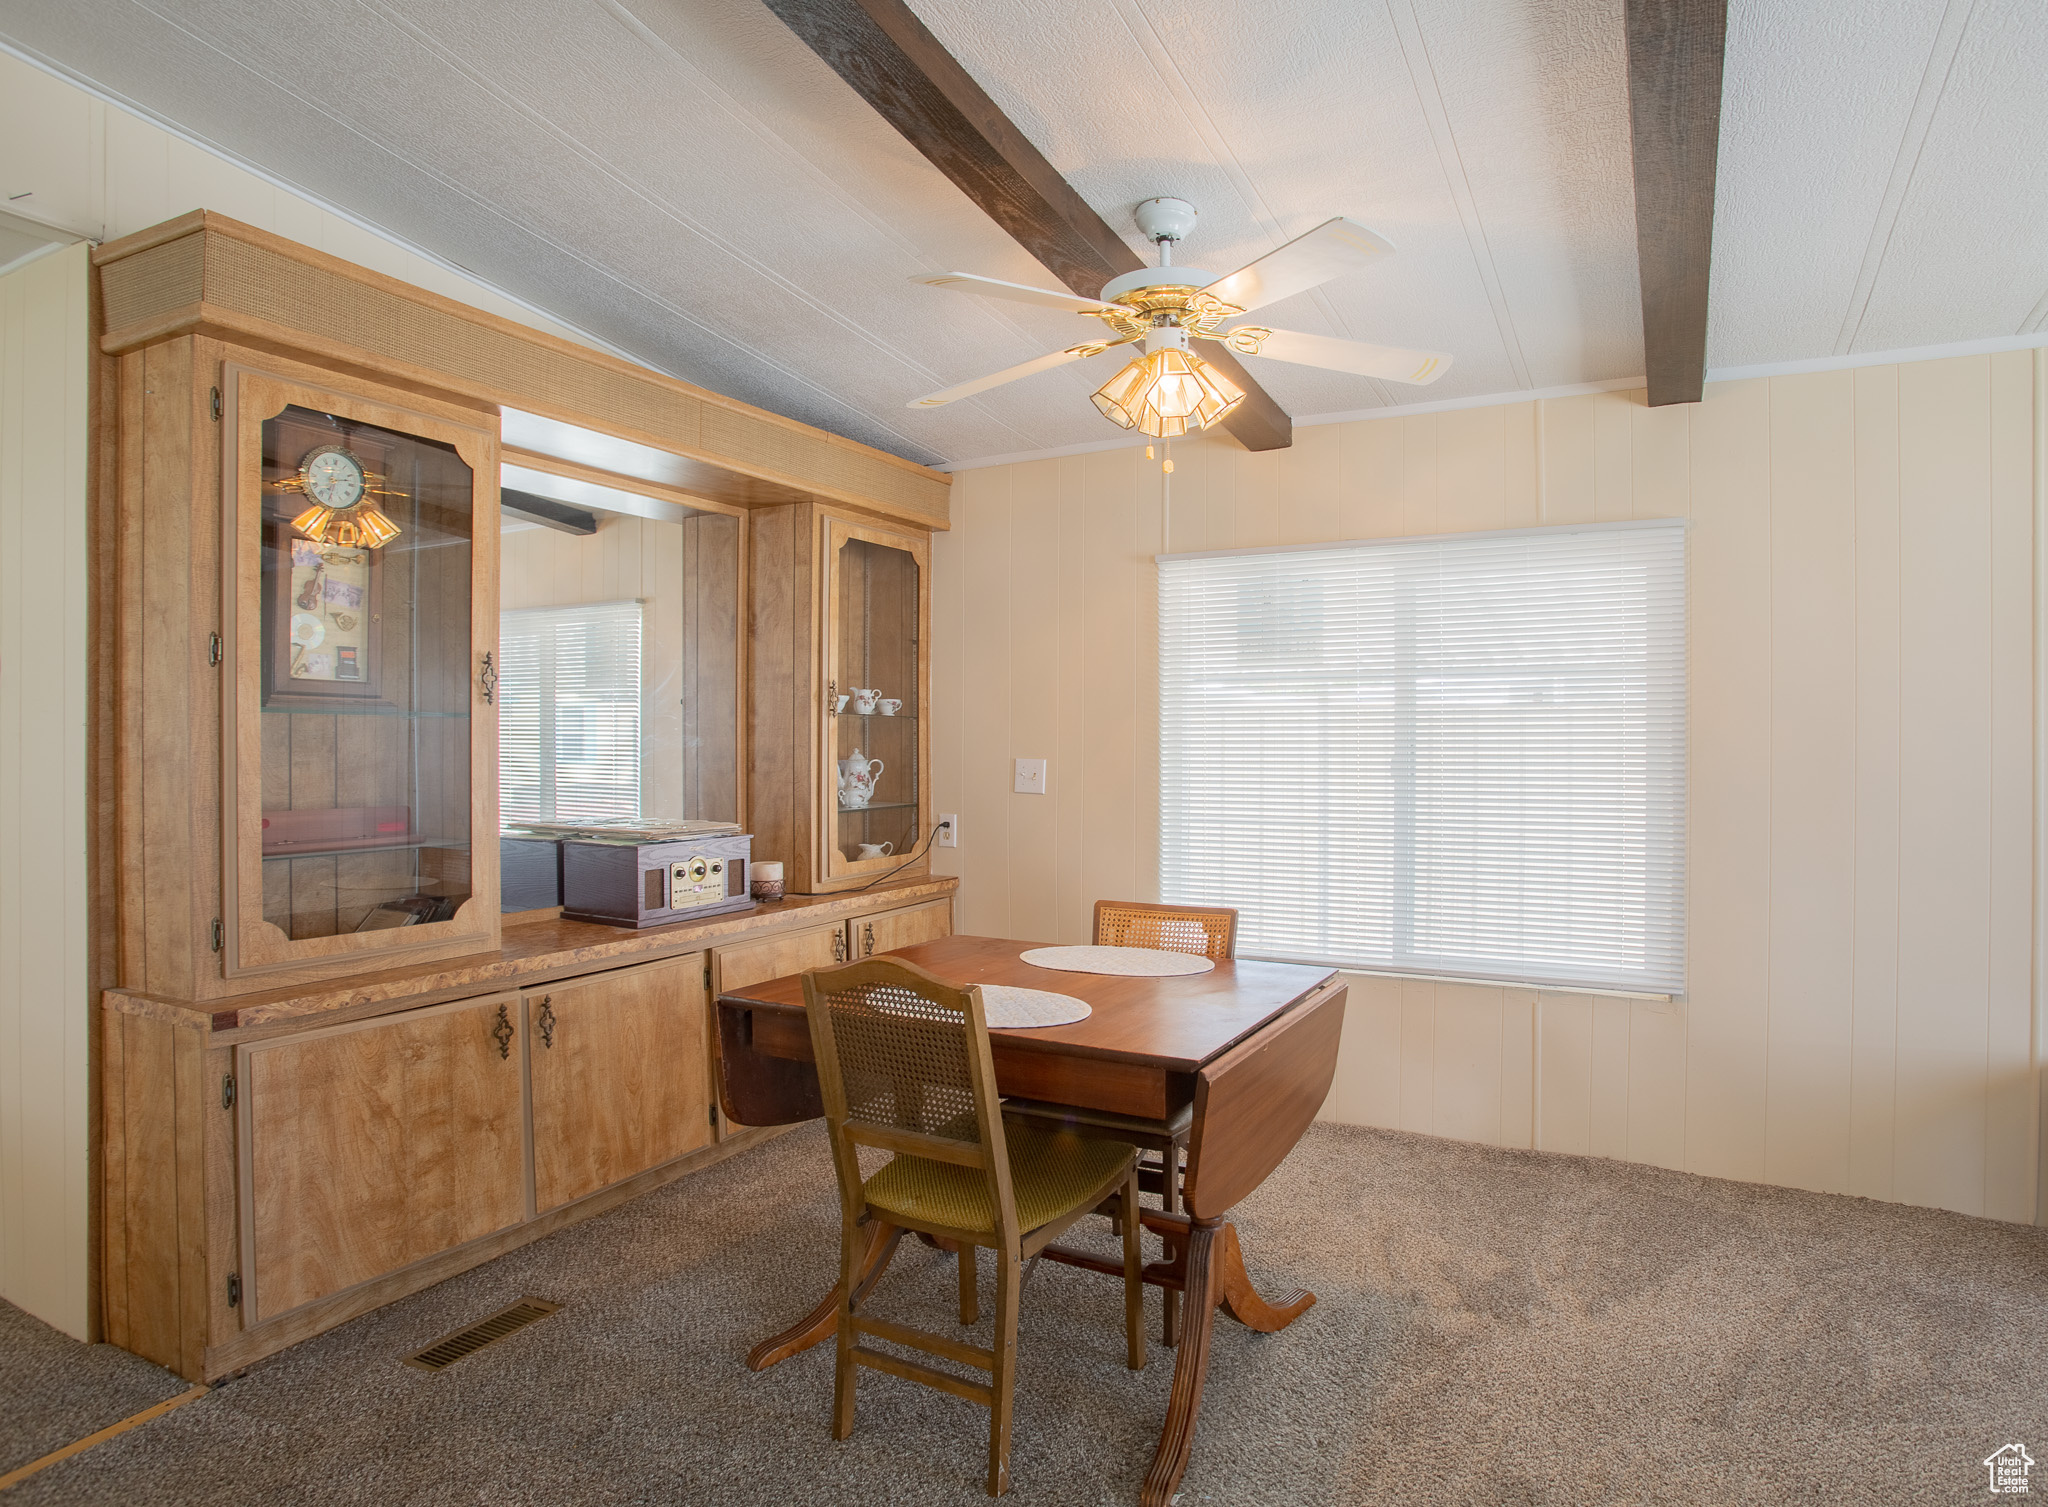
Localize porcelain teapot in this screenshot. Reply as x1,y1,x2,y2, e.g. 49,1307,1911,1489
837,749,884,808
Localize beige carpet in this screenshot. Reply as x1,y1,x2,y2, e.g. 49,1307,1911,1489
6,1121,2048,1504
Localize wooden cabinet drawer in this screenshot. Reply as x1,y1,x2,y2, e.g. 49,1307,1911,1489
237,992,526,1323
710,922,847,1131
526,956,711,1214
856,898,953,958
712,920,849,995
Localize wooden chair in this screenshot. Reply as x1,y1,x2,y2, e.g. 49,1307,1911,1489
803,957,1145,1497
1091,898,1237,959
1001,900,1237,1345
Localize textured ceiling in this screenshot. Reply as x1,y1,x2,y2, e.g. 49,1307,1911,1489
1,0,2042,467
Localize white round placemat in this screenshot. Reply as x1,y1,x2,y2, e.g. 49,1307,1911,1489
979,985,1092,1028
1018,945,1216,977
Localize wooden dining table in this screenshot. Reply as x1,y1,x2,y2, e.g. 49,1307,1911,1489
714,934,1348,1507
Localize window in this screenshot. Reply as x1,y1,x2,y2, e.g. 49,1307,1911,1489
1159,521,1685,995
499,601,642,824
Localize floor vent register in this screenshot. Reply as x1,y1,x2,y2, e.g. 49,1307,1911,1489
403,1298,562,1372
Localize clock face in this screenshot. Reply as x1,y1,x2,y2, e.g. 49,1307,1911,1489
300,446,366,510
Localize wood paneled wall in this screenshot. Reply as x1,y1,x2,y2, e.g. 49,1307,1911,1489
931,354,2042,1223
0,242,91,1336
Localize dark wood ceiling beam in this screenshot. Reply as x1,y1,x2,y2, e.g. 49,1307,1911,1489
763,0,1292,451
501,487,599,535
1626,0,1728,407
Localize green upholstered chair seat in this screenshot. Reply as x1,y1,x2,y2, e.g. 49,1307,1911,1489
862,1123,1133,1236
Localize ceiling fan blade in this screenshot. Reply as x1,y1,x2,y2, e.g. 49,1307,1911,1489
1201,219,1397,314
912,272,1118,316
906,337,1136,409
1222,326,1451,385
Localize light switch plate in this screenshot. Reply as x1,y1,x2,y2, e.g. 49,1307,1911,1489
936,814,958,848
1014,758,1047,795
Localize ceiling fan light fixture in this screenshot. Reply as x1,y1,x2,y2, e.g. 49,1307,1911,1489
907,207,1450,422
1090,346,1245,439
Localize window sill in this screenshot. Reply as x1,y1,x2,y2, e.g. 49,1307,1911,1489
1240,956,1679,1004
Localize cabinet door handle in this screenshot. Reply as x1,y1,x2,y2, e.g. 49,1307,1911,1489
479,650,497,706
537,996,556,1050
491,1002,514,1059
863,922,875,957
832,929,847,963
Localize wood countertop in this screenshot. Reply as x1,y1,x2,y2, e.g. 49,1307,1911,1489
104,876,958,1040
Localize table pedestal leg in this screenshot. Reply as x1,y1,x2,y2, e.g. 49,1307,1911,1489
1140,1218,1218,1507
743,1210,1317,1507
1137,1217,1317,1507
1214,1221,1315,1332
746,1220,903,1371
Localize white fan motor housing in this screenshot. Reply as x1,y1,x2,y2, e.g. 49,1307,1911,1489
1133,197,1199,244
1100,267,1217,304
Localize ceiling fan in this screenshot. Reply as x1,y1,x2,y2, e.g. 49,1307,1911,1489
907,197,1452,438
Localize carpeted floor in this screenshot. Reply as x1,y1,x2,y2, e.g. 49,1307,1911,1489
0,1305,189,1478
6,1121,2048,1504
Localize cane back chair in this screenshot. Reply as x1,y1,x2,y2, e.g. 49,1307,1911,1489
803,957,1145,1497
1000,900,1238,1344
1091,899,1237,959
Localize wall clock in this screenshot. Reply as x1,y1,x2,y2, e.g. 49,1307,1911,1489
297,443,367,510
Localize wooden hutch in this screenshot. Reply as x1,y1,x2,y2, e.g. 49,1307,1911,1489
92,212,954,1381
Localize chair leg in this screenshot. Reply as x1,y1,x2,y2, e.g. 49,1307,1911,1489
833,1218,878,1442
1123,1169,1146,1371
958,1242,979,1325
1161,1145,1182,1348
987,1249,1021,1496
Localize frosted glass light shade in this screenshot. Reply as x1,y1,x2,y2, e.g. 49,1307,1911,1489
1091,347,1245,439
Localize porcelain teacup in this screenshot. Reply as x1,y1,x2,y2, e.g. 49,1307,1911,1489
878,698,902,716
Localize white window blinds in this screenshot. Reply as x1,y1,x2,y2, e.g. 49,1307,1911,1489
499,601,643,825
1159,521,1686,995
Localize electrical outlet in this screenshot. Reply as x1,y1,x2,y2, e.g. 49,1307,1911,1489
1013,758,1047,795
936,814,958,848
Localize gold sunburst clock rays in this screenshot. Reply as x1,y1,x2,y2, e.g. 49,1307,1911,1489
275,443,404,548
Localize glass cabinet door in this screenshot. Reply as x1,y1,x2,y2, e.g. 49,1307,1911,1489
223,367,499,978
822,516,927,882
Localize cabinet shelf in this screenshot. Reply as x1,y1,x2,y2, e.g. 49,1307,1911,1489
832,712,917,722
262,835,471,860
260,705,472,719
837,801,917,815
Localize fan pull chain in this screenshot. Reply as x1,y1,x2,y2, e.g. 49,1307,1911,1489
1157,440,1173,553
